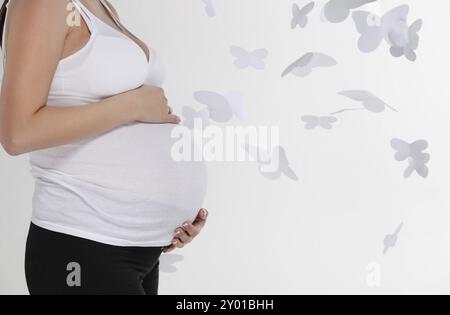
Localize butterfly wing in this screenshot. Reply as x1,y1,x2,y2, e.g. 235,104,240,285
182,107,210,129
197,108,211,128
302,115,320,130
415,164,429,178
352,11,383,52
324,0,351,23
182,106,196,129
291,4,303,29
318,116,338,129
414,152,431,165
403,164,415,179
194,91,234,123
278,146,299,181
298,2,315,28
249,49,268,70
363,97,386,113
404,49,417,62
338,90,371,101
203,0,218,18
381,4,409,32
409,140,428,159
282,53,313,77
407,155,430,178
339,90,387,113
310,52,337,68
281,53,314,77
407,19,423,51
391,138,411,161
388,32,405,58
300,1,315,16
409,19,423,34
230,46,251,69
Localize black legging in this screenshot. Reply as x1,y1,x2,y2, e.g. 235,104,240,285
25,223,164,295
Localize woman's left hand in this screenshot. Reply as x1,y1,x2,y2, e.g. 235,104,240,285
162,208,209,253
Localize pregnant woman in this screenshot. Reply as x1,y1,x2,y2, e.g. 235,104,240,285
0,0,208,295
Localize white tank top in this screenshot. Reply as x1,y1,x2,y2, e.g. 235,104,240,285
2,0,208,247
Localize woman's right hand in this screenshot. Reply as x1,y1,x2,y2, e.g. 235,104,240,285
126,85,181,124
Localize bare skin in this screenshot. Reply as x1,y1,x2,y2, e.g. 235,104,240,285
0,0,207,251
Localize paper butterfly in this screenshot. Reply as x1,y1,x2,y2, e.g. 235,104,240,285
336,90,397,113
301,115,338,130
182,106,210,129
291,2,315,29
383,222,403,255
282,52,337,78
230,46,268,70
194,90,246,123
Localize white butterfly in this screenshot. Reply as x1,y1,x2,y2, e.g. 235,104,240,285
390,139,428,161
301,115,338,130
383,222,403,255
389,19,423,62
391,138,430,179
244,144,299,181
352,5,411,53
336,90,397,113
182,106,210,129
230,46,268,70
282,52,337,78
291,2,315,29
203,0,218,18
323,0,376,23
193,90,246,123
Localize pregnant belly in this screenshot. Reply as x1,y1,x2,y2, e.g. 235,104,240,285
29,123,208,245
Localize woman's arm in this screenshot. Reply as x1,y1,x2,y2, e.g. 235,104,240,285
0,0,178,156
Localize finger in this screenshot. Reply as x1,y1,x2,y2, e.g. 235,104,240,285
172,238,184,249
181,221,200,238
193,208,208,229
163,244,176,253
175,228,193,244
164,114,181,124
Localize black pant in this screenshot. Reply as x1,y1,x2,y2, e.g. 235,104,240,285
25,223,164,295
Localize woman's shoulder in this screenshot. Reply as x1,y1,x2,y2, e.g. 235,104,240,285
8,0,71,16
6,0,71,34
3,0,72,61
6,0,72,33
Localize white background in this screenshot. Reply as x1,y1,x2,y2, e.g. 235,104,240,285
1,0,450,294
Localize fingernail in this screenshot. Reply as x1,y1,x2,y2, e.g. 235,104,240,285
176,230,181,235
182,223,189,228
172,240,178,245
201,209,208,217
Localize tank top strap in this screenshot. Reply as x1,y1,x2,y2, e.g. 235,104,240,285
70,0,97,34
